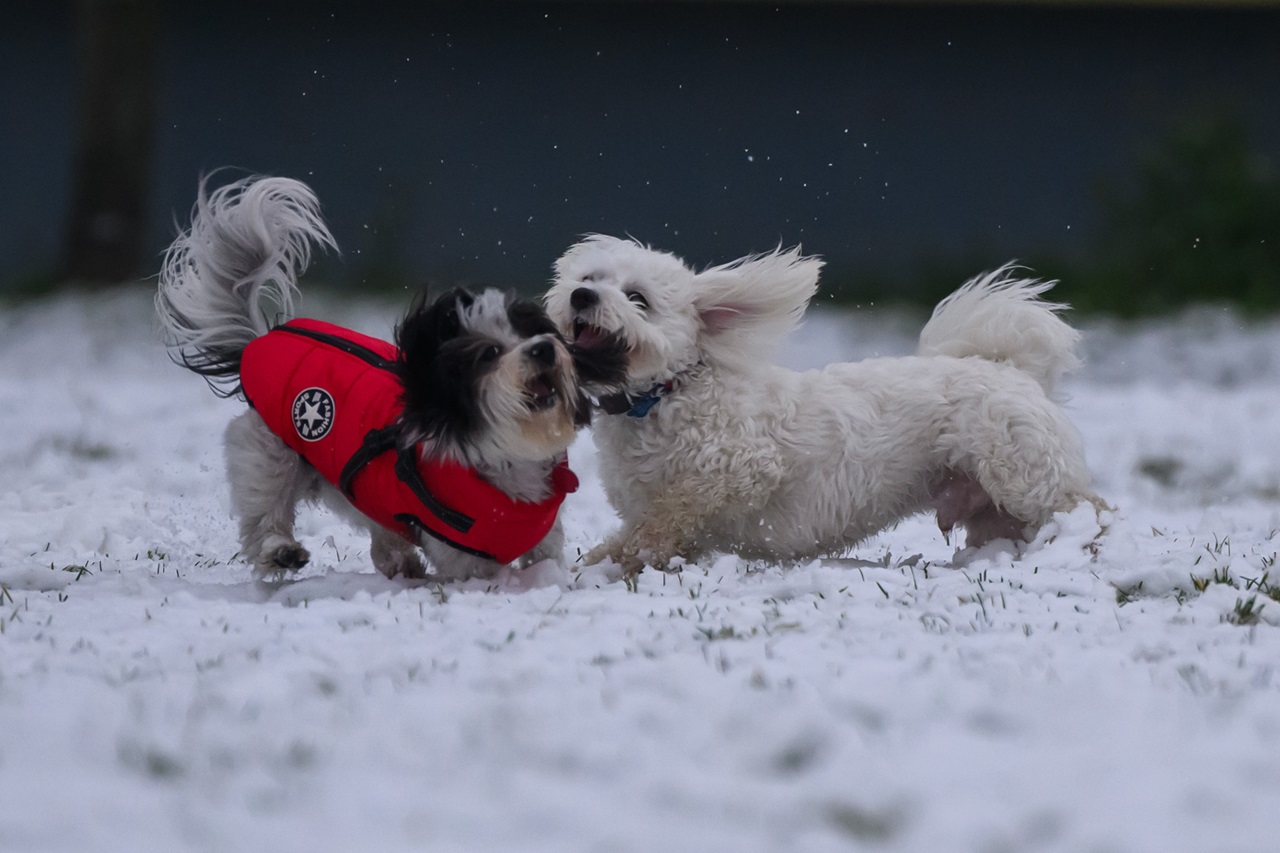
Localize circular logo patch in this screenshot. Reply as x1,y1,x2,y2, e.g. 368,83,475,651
291,387,336,442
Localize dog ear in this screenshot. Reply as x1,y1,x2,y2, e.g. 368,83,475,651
396,288,473,360
506,296,560,339
395,288,478,444
692,246,823,346
402,287,473,342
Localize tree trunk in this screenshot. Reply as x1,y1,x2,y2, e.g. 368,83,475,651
64,0,158,284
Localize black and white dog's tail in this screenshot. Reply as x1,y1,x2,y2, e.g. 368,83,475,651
156,174,337,397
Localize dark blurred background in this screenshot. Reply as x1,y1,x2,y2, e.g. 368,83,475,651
3,0,1279,313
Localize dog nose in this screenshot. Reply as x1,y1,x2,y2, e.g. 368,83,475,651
570,287,599,311
527,340,557,366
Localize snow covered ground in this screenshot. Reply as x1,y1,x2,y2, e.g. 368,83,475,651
2,287,1279,853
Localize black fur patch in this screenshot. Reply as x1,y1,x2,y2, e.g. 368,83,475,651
569,333,631,392
507,298,560,339
572,389,594,427
394,288,487,447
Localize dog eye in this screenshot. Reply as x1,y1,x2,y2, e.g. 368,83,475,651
477,345,501,364
626,291,649,309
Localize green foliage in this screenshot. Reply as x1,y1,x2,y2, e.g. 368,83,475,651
825,115,1280,317
1190,566,1234,593
1225,595,1266,627
1073,115,1280,316
0,267,65,301
1114,581,1143,607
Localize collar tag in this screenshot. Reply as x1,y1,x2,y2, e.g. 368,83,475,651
598,378,680,419
626,391,664,418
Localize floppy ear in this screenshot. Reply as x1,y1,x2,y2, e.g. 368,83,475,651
396,287,473,357
394,287,477,443
691,246,823,355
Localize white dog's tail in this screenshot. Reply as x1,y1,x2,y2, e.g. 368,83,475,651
156,174,336,397
917,263,1080,396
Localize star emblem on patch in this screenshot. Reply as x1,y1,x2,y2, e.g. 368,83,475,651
291,387,335,442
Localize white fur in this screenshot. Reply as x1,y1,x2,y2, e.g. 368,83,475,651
918,262,1080,397
547,236,1098,573
157,175,336,391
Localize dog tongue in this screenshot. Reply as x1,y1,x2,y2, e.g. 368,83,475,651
576,325,608,348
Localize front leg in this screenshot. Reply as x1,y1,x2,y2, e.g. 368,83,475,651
583,513,697,577
589,417,784,576
369,526,428,579
587,451,784,576
419,537,504,583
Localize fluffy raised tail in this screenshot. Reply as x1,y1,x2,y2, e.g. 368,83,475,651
156,174,336,397
917,263,1080,396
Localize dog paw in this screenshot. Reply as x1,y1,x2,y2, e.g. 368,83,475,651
380,551,427,580
398,555,429,580
581,542,618,567
582,540,683,578
266,542,310,570
617,553,648,578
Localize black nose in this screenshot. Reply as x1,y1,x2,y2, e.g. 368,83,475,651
528,340,556,366
570,287,599,311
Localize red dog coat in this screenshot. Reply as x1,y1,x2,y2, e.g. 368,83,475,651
239,318,578,563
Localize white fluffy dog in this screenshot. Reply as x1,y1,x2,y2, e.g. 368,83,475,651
546,235,1098,573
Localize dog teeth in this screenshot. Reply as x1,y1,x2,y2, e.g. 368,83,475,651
528,376,558,410
575,324,610,349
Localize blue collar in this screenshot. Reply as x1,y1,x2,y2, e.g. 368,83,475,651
598,380,675,418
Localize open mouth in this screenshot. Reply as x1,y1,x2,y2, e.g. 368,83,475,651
526,374,559,411
567,319,631,389
573,319,613,349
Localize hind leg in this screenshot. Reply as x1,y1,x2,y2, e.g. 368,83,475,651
930,471,1030,548
931,471,993,538
225,410,316,575
939,386,1093,545
369,525,428,580
961,501,1031,548
419,537,503,583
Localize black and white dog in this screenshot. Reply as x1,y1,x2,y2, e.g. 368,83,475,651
157,175,620,581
